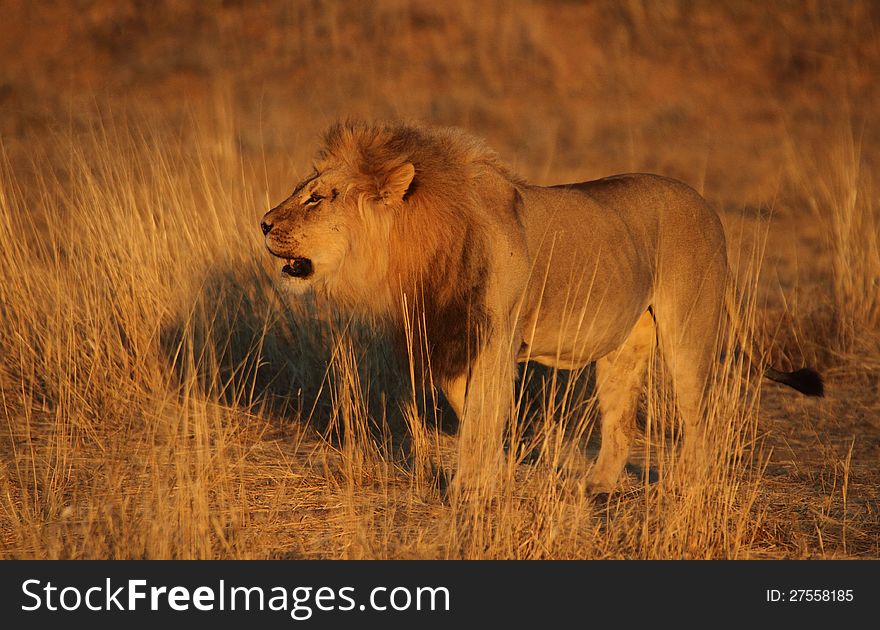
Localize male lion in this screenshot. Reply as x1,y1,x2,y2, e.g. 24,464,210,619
261,121,822,495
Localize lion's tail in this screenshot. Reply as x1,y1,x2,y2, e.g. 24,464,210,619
723,281,824,397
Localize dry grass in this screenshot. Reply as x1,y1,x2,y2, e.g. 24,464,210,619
784,121,880,354
1,0,878,559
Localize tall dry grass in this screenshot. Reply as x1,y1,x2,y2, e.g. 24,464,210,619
0,111,864,559
784,121,880,355
0,114,284,558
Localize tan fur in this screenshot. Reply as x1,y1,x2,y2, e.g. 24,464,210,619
261,121,820,497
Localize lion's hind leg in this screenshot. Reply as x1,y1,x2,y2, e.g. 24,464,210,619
585,309,656,494
653,263,727,480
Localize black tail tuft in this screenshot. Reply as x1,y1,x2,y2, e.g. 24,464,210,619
766,367,824,397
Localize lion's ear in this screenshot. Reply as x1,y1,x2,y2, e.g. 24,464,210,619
379,162,415,203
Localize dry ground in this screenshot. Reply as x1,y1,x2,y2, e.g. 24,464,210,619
0,0,878,558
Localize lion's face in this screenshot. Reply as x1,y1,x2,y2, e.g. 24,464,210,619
260,169,353,292
261,156,415,299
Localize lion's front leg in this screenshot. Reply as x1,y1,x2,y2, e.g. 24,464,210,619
441,335,518,501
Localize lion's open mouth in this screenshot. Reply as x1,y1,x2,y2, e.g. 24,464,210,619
282,257,313,279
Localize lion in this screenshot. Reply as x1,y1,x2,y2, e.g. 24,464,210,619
260,121,823,496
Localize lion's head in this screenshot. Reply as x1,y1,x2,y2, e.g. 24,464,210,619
261,125,416,310
261,121,522,333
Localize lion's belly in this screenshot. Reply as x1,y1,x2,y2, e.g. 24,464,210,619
519,336,630,369
517,276,651,368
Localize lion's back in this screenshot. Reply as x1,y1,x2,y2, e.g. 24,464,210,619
538,173,727,273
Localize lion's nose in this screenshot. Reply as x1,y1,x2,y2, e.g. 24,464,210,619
260,220,273,235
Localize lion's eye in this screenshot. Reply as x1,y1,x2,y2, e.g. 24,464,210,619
306,193,324,206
